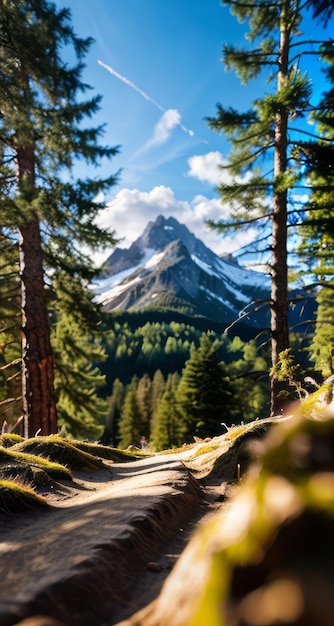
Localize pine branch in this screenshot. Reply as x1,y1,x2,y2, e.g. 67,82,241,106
223,0,278,9
307,0,334,25
291,127,334,141
290,39,328,50
207,211,272,232
223,299,271,336
223,144,275,168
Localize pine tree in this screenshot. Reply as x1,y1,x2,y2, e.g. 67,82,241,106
151,373,184,451
228,338,271,419
0,1,118,435
103,378,125,447
176,333,233,440
150,369,166,428
136,373,152,441
51,275,109,440
118,378,143,449
309,288,334,377
207,0,332,414
51,270,112,435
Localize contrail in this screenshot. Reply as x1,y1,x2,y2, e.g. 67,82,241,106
98,59,194,137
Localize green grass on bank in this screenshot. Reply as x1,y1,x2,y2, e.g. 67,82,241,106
0,478,49,514
0,433,152,514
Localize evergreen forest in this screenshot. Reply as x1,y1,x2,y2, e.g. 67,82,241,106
99,311,315,450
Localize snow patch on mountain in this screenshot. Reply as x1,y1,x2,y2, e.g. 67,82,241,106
199,286,237,311
95,275,141,305
94,248,158,304
191,253,269,289
144,251,165,270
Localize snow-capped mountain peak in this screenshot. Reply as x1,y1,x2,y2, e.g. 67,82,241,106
93,215,270,326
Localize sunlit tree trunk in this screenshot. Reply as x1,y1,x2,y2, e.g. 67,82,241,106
17,145,57,437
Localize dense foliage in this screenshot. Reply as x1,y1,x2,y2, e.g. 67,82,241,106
297,44,334,378
0,0,118,436
99,314,276,449
207,0,334,413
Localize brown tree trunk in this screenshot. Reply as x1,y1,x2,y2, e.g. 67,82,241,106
271,2,290,415
17,146,57,437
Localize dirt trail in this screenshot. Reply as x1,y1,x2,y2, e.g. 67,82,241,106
109,481,226,626
0,450,227,626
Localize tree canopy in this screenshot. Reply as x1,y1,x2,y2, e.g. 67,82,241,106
207,0,334,413
0,0,119,435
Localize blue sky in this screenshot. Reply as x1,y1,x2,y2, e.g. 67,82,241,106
55,1,332,265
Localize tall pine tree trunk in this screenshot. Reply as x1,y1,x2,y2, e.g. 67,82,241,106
271,1,290,414
17,145,57,437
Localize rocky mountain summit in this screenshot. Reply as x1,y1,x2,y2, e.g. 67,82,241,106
93,215,270,327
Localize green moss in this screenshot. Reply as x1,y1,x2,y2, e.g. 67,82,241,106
0,433,25,448
122,444,153,458
0,446,72,480
0,479,49,514
224,417,274,443
12,435,105,471
65,438,146,462
0,464,53,488
187,443,222,458
164,410,334,626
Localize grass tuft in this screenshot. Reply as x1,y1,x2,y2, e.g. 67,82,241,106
65,438,146,462
12,435,106,471
0,433,25,448
0,446,72,481
0,463,53,488
0,479,50,514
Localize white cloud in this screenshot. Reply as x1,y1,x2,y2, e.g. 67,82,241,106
291,192,309,205
187,151,253,187
187,151,229,185
97,186,188,248
94,184,260,266
141,109,182,152
151,109,181,146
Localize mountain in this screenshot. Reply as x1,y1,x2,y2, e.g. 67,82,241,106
93,215,271,328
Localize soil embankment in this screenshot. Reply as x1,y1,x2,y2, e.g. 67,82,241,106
0,450,229,626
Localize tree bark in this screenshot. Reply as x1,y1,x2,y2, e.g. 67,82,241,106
271,2,291,414
17,145,57,437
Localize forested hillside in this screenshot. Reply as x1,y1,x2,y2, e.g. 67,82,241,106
97,309,315,450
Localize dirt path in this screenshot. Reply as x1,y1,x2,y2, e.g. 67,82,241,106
0,450,227,626
109,485,226,626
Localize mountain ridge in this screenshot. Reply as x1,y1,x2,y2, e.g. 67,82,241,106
93,215,271,328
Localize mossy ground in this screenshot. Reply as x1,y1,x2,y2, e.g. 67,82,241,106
0,415,287,515
0,478,50,514
0,434,156,514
